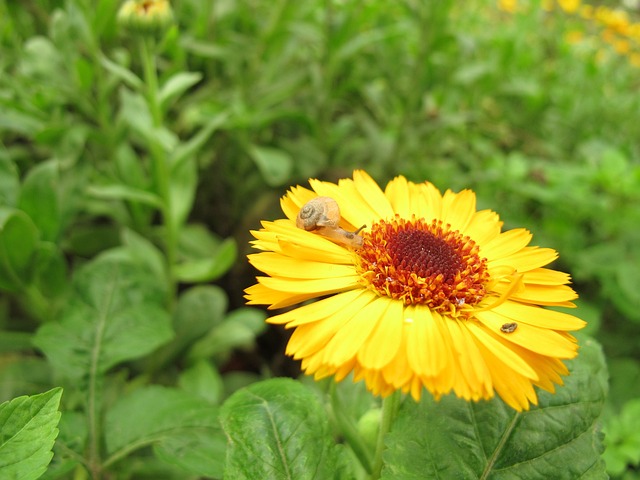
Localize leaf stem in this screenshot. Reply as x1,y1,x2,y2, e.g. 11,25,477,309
138,37,178,305
329,383,374,474
370,391,401,480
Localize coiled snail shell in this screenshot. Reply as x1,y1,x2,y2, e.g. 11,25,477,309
295,196,364,248
296,196,340,231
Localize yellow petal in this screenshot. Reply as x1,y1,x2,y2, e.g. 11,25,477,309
269,289,366,326
353,170,395,219
385,175,411,218
248,252,356,279
257,275,360,295
357,298,404,369
492,301,586,331
441,189,476,232
466,209,503,246
488,246,558,272
481,228,532,260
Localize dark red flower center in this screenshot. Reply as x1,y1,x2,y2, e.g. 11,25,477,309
356,216,490,315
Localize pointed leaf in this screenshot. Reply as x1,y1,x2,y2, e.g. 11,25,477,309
0,388,62,480
87,184,163,209
382,335,608,479
158,72,202,110
104,386,224,478
174,237,237,283
220,378,350,480
18,160,61,242
0,207,39,291
33,255,173,380
247,145,293,187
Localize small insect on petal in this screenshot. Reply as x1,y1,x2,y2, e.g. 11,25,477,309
500,322,518,333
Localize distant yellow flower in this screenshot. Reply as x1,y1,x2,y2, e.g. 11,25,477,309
558,0,581,14
117,0,174,35
498,0,518,14
246,171,585,411
565,30,585,44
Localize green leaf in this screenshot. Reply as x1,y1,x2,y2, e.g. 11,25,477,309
220,378,350,480
0,387,62,480
382,335,608,479
174,237,237,283
246,145,293,187
99,53,142,90
0,153,19,207
121,228,166,280
18,160,61,243
158,72,202,110
169,112,229,171
603,398,640,476
33,255,173,380
150,285,228,369
187,307,267,363
0,207,39,291
104,386,224,478
31,242,68,300
169,152,197,228
178,359,224,405
86,184,163,209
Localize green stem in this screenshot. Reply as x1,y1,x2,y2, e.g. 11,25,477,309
329,383,374,474
370,391,401,480
138,37,178,304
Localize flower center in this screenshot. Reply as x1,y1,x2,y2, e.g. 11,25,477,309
356,216,490,315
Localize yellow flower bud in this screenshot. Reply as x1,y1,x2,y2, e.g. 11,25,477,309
117,0,174,37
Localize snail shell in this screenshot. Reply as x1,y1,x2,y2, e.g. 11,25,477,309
296,196,340,231
295,196,364,248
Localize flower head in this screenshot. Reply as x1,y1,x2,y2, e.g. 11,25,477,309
245,171,586,411
117,0,174,36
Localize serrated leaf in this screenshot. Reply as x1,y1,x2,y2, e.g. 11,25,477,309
33,255,173,380
247,145,293,187
382,336,608,480
220,378,350,480
0,207,39,291
0,387,62,480
158,72,202,110
104,386,224,478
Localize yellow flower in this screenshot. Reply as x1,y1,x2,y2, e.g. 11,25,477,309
117,0,174,35
558,0,581,14
245,171,586,411
498,0,518,14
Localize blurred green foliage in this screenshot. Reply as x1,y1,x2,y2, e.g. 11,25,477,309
0,0,638,478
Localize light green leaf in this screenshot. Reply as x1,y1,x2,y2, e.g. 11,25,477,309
33,255,173,380
158,72,202,110
174,237,237,283
220,378,351,480
0,387,62,480
99,53,142,90
0,207,39,292
87,184,163,209
121,228,166,279
382,335,608,479
178,359,224,404
169,152,197,228
104,386,224,478
247,145,293,187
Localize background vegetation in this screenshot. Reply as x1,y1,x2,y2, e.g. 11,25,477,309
0,0,638,478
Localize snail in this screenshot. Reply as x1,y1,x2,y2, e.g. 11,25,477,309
500,322,518,334
296,196,364,248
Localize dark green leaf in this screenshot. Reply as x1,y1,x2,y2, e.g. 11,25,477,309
220,378,350,480
187,307,266,363
0,387,62,480
104,386,224,478
150,285,228,369
0,207,39,291
33,255,173,380
0,153,19,207
18,160,61,242
382,336,608,480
